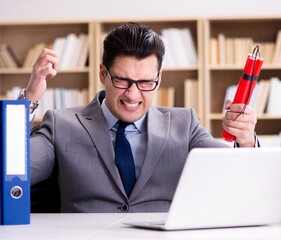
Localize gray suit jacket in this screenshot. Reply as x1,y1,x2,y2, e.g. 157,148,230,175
31,91,228,213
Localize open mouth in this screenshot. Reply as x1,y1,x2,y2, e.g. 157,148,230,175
121,100,141,108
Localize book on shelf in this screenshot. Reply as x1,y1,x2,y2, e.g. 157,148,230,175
223,77,281,116
0,44,20,68
21,33,89,70
76,33,89,68
153,87,175,107
272,30,281,64
225,38,234,65
4,87,22,100
222,83,258,113
34,88,89,120
162,28,190,67
161,29,178,68
209,38,218,65
180,28,198,66
218,33,226,65
161,28,197,68
52,37,66,61
266,77,281,115
222,85,238,112
0,87,89,121
55,33,89,69
58,33,78,69
261,42,275,64
233,38,253,65
258,134,281,147
57,33,89,69
23,42,46,69
209,34,279,65
184,79,198,111
254,80,270,115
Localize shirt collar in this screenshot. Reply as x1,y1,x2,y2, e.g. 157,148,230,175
101,99,147,133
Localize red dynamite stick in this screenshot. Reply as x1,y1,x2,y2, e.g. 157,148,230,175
222,54,263,142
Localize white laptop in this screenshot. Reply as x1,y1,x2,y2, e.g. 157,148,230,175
124,147,281,230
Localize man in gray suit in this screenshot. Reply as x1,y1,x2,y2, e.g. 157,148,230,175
22,23,258,213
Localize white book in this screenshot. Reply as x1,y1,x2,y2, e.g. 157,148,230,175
258,134,281,147
58,33,78,69
255,80,270,115
0,44,19,68
161,29,178,68
222,83,257,113
77,34,89,68
23,45,36,68
53,37,66,64
161,33,175,68
272,31,281,64
184,79,198,111
169,28,189,67
209,38,218,65
222,85,237,113
181,28,198,66
225,38,234,64
266,77,281,115
54,88,63,109
218,33,226,64
30,42,45,67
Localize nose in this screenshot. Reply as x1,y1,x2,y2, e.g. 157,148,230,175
125,82,141,97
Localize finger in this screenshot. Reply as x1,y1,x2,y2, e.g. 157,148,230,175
41,48,58,58
224,110,245,121
224,99,233,110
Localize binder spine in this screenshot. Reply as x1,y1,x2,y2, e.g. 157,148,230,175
0,100,30,225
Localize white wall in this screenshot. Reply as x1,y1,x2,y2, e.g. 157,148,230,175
1,0,281,21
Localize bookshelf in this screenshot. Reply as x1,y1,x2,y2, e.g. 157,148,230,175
204,17,281,143
0,20,95,121
1,17,281,146
94,18,204,122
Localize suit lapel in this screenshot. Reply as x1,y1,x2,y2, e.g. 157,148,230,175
75,93,171,199
76,93,125,195
130,107,170,200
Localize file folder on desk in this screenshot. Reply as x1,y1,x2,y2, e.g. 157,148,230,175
0,100,30,225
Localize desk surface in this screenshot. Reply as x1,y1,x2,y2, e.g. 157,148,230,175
1,213,281,240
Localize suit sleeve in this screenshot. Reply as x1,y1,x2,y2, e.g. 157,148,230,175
188,108,230,149
30,110,56,185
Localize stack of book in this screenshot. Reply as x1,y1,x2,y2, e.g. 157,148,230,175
222,77,281,116
4,86,89,119
22,33,89,69
0,44,20,68
209,33,278,65
35,88,89,120
184,79,198,111
153,87,175,107
161,28,198,68
54,33,89,70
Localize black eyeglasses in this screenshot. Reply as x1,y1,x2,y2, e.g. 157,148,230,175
105,67,159,91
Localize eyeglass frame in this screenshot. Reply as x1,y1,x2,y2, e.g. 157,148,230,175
104,66,160,91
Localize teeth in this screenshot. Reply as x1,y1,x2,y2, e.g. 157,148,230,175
124,102,138,108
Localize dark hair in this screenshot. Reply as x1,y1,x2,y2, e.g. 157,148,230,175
102,22,165,71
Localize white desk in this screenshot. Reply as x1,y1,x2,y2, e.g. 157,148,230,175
1,213,281,240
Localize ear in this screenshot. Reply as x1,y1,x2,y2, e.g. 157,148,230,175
155,69,162,90
99,64,107,85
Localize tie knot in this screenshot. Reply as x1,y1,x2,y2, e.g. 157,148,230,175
117,120,132,130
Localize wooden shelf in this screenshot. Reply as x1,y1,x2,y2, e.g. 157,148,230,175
1,17,281,143
204,17,281,140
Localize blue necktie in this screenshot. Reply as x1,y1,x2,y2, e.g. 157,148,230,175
115,121,136,197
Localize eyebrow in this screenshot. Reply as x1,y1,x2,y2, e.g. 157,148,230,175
109,70,159,81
